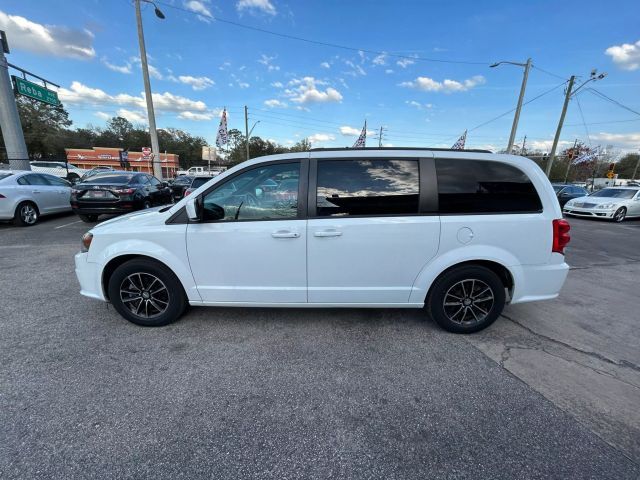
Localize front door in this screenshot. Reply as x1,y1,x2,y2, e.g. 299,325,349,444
306,157,440,304
186,161,307,304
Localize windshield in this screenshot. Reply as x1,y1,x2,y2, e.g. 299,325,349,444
173,176,193,185
590,188,637,199
0,173,14,181
83,173,134,184
552,185,565,193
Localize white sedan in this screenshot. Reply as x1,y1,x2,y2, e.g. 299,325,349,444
563,187,640,222
0,171,72,226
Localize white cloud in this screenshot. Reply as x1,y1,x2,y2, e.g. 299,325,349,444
320,62,331,69
529,139,574,152
102,58,131,74
339,126,374,136
400,75,485,93
385,69,394,74
258,54,280,71
148,64,163,80
605,39,640,71
284,77,343,104
271,81,283,88
0,10,95,59
177,75,215,90
58,81,208,114
184,1,213,22
237,82,250,89
406,100,433,110
344,60,366,77
117,108,147,124
178,111,215,121
264,99,287,108
94,111,111,121
308,133,335,143
372,53,387,66
237,0,277,16
592,131,640,149
397,58,415,68
219,62,231,70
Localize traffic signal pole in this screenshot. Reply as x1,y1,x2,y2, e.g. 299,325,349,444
0,31,29,171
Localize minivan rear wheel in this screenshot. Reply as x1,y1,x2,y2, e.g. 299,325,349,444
108,258,187,327
427,265,505,333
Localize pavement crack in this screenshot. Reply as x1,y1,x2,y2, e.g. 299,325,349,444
501,313,640,374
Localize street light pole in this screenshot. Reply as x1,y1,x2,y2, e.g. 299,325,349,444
490,58,531,154
134,0,164,179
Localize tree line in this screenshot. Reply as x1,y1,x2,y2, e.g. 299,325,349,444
1,96,637,179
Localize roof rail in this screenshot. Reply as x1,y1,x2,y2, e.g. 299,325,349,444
308,147,493,154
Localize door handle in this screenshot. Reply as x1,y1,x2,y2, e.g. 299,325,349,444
32,190,41,194
314,230,342,237
271,230,300,238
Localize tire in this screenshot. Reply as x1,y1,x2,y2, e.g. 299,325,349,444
108,258,187,327
13,201,39,226
427,265,506,334
78,214,99,223
143,199,152,209
613,207,626,223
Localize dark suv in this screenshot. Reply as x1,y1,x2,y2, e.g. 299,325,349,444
71,171,172,222
552,184,588,207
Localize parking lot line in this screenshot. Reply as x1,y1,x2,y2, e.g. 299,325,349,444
54,220,82,229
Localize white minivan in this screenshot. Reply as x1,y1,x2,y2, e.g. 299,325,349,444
75,148,570,333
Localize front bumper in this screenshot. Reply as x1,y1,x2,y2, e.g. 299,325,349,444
563,205,616,218
75,252,106,301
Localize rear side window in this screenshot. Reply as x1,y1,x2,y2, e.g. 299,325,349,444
436,159,542,214
316,159,419,217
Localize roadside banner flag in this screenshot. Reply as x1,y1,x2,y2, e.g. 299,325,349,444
573,146,600,165
451,130,467,150
352,121,367,148
216,108,228,147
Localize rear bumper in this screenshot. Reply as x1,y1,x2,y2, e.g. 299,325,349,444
510,259,569,304
75,252,106,301
72,202,139,215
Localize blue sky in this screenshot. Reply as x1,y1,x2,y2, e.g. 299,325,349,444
1,0,639,154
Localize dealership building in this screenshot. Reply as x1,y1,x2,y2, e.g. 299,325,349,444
65,147,179,178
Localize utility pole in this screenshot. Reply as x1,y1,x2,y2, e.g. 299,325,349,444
0,31,29,170
521,135,527,155
490,58,531,154
378,126,383,147
245,105,250,161
135,0,164,179
563,139,579,183
546,75,575,177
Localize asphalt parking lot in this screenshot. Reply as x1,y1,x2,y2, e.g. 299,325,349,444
1,213,639,479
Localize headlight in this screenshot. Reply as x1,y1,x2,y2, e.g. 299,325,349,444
81,232,93,252
565,201,575,207
597,203,617,209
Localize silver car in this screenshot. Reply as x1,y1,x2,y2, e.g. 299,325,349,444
0,171,72,226
563,187,640,222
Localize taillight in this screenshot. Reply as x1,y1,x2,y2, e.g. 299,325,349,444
184,189,192,197
114,188,135,195
552,219,571,254
81,232,93,252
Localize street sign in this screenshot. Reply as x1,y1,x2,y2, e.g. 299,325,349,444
606,171,615,179
142,147,151,159
12,76,60,106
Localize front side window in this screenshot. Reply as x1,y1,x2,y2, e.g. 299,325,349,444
149,176,161,186
42,174,70,186
436,159,542,214
316,159,420,217
202,162,300,221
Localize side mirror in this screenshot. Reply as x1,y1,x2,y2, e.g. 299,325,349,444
160,181,168,188
185,196,202,221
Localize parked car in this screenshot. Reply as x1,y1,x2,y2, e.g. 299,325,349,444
176,166,221,177
70,171,172,223
552,184,589,207
169,175,194,201
30,161,87,183
75,148,570,333
183,176,213,197
563,187,640,222
0,171,72,226
81,166,115,181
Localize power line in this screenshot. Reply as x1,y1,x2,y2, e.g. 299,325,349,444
531,65,568,81
574,95,591,146
565,118,640,126
155,0,490,65
584,88,640,117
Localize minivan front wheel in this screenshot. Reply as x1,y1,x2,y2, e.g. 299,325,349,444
108,258,187,326
427,265,506,333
